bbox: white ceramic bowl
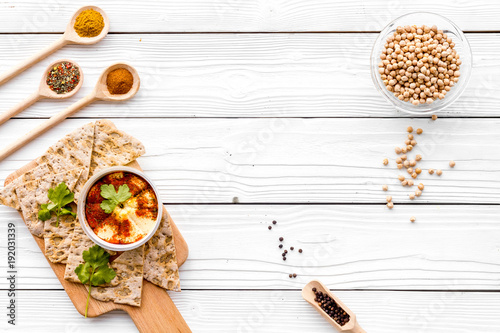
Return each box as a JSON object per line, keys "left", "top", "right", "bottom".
{"left": 77, "top": 166, "right": 163, "bottom": 252}
{"left": 370, "top": 12, "right": 472, "bottom": 115}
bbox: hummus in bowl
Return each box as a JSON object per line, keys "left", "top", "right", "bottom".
{"left": 78, "top": 166, "right": 163, "bottom": 251}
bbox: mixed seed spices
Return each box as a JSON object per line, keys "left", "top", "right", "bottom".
{"left": 266, "top": 220, "right": 303, "bottom": 277}
{"left": 46, "top": 62, "right": 80, "bottom": 94}
{"left": 312, "top": 288, "right": 350, "bottom": 326}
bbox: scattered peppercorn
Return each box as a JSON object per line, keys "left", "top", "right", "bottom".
{"left": 289, "top": 274, "right": 293, "bottom": 278}
{"left": 279, "top": 244, "right": 283, "bottom": 249}
{"left": 299, "top": 249, "right": 303, "bottom": 253}
{"left": 290, "top": 247, "right": 294, "bottom": 251}
{"left": 313, "top": 290, "right": 350, "bottom": 326}
{"left": 283, "top": 257, "right": 286, "bottom": 261}
{"left": 272, "top": 220, "right": 277, "bottom": 225}
{"left": 279, "top": 237, "right": 284, "bottom": 242}
{"left": 284, "top": 250, "right": 288, "bottom": 254}
{"left": 293, "top": 273, "right": 297, "bottom": 278}
{"left": 268, "top": 226, "right": 272, "bottom": 230}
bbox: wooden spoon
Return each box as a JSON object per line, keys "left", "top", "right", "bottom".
{"left": 302, "top": 280, "right": 366, "bottom": 333}
{"left": 0, "top": 63, "right": 139, "bottom": 162}
{"left": 0, "top": 5, "right": 109, "bottom": 86}
{"left": 0, "top": 59, "right": 83, "bottom": 126}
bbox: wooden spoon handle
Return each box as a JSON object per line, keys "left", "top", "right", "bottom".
{"left": 348, "top": 322, "right": 366, "bottom": 333}
{"left": 0, "top": 36, "right": 69, "bottom": 86}
{"left": 0, "top": 92, "right": 96, "bottom": 162}
{"left": 0, "top": 91, "right": 42, "bottom": 126}
{"left": 125, "top": 281, "right": 191, "bottom": 333}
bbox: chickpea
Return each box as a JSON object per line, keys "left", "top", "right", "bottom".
{"left": 404, "top": 160, "right": 410, "bottom": 167}
{"left": 409, "top": 193, "right": 415, "bottom": 200}
{"left": 383, "top": 158, "right": 389, "bottom": 165}
{"left": 401, "top": 154, "right": 407, "bottom": 161}
{"left": 405, "top": 139, "right": 411, "bottom": 145}
{"left": 415, "top": 190, "right": 422, "bottom": 197}
{"left": 436, "top": 169, "right": 443, "bottom": 176}
{"left": 387, "top": 202, "right": 394, "bottom": 209}
{"left": 398, "top": 175, "right": 405, "bottom": 181}
{"left": 395, "top": 147, "right": 402, "bottom": 154}
{"left": 386, "top": 196, "right": 393, "bottom": 202}
{"left": 407, "top": 145, "right": 413, "bottom": 151}
{"left": 402, "top": 179, "right": 408, "bottom": 186}
{"left": 407, "top": 126, "right": 413, "bottom": 133}
{"left": 396, "top": 157, "right": 402, "bottom": 164}
{"left": 383, "top": 185, "right": 389, "bottom": 191}
{"left": 408, "top": 179, "right": 414, "bottom": 186}
{"left": 415, "top": 154, "right": 422, "bottom": 161}
{"left": 397, "top": 163, "right": 403, "bottom": 169}
{"left": 408, "top": 134, "right": 414, "bottom": 140}
{"left": 410, "top": 216, "right": 416, "bottom": 223}
{"left": 402, "top": 147, "right": 408, "bottom": 153}
{"left": 415, "top": 168, "right": 422, "bottom": 174}
{"left": 407, "top": 167, "right": 413, "bottom": 174}
{"left": 449, "top": 160, "right": 455, "bottom": 167}
{"left": 411, "top": 140, "right": 417, "bottom": 146}
{"left": 428, "top": 168, "right": 434, "bottom": 174}
{"left": 432, "top": 114, "right": 438, "bottom": 120}
{"left": 412, "top": 172, "right": 418, "bottom": 179}
{"left": 416, "top": 128, "right": 423, "bottom": 134}
{"left": 410, "top": 160, "right": 417, "bottom": 167}
{"left": 418, "top": 183, "right": 424, "bottom": 190}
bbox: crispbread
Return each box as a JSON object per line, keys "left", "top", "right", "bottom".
{"left": 88, "top": 120, "right": 146, "bottom": 177}
{"left": 0, "top": 163, "right": 52, "bottom": 211}
{"left": 143, "top": 213, "right": 181, "bottom": 291}
{"left": 64, "top": 221, "right": 117, "bottom": 285}
{"left": 44, "top": 213, "right": 77, "bottom": 264}
{"left": 89, "top": 246, "right": 145, "bottom": 307}
{"left": 15, "top": 168, "right": 83, "bottom": 237}
{"left": 36, "top": 122, "right": 94, "bottom": 199}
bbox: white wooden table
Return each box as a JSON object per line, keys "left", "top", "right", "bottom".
{"left": 1, "top": 1, "right": 500, "bottom": 332}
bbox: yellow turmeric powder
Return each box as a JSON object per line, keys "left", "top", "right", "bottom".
{"left": 74, "top": 9, "right": 104, "bottom": 38}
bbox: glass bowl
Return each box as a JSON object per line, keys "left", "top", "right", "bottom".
{"left": 370, "top": 12, "right": 472, "bottom": 115}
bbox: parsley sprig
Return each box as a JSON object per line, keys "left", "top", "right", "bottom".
{"left": 38, "top": 182, "right": 76, "bottom": 227}
{"left": 75, "top": 245, "right": 116, "bottom": 318}
{"left": 100, "top": 184, "right": 131, "bottom": 213}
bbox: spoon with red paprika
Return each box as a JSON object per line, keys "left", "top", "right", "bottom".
{"left": 0, "top": 63, "right": 140, "bottom": 162}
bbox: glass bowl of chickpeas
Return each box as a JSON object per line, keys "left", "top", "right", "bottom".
{"left": 370, "top": 12, "right": 472, "bottom": 115}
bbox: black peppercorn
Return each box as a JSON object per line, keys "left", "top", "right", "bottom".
{"left": 268, "top": 226, "right": 272, "bottom": 230}
{"left": 293, "top": 273, "right": 297, "bottom": 278}
{"left": 312, "top": 289, "right": 350, "bottom": 326}
{"left": 272, "top": 220, "right": 277, "bottom": 225}
{"left": 284, "top": 250, "right": 288, "bottom": 254}
{"left": 279, "top": 244, "right": 283, "bottom": 249}
{"left": 279, "top": 237, "right": 284, "bottom": 242}
{"left": 290, "top": 246, "right": 294, "bottom": 250}
{"left": 289, "top": 274, "right": 292, "bottom": 278}
{"left": 298, "top": 249, "right": 303, "bottom": 253}
{"left": 282, "top": 257, "right": 286, "bottom": 261}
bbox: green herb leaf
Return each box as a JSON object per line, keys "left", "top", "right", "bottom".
{"left": 38, "top": 182, "right": 76, "bottom": 226}
{"left": 99, "top": 184, "right": 131, "bottom": 213}
{"left": 75, "top": 245, "right": 116, "bottom": 318}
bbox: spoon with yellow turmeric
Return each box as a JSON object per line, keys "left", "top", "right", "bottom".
{"left": 0, "top": 6, "right": 109, "bottom": 86}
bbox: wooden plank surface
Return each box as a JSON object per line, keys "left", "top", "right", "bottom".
{"left": 0, "top": 34, "right": 499, "bottom": 118}
{"left": 0, "top": 118, "right": 498, "bottom": 204}
{"left": 2, "top": 204, "right": 500, "bottom": 290}
{"left": 1, "top": 1, "right": 500, "bottom": 32}
{"left": 8, "top": 290, "right": 500, "bottom": 332}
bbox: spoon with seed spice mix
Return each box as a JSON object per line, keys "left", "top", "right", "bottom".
{"left": 302, "top": 280, "right": 366, "bottom": 333}
{"left": 0, "top": 63, "right": 139, "bottom": 163}
{"left": 0, "top": 6, "right": 109, "bottom": 86}
{"left": 0, "top": 59, "right": 83, "bottom": 126}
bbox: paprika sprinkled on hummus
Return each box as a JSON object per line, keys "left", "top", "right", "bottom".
{"left": 85, "top": 171, "right": 158, "bottom": 244}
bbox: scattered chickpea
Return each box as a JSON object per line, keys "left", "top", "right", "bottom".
{"left": 407, "top": 167, "right": 413, "bottom": 174}
{"left": 402, "top": 179, "right": 408, "bottom": 186}
{"left": 408, "top": 180, "right": 414, "bottom": 186}
{"left": 418, "top": 183, "right": 424, "bottom": 190}
{"left": 405, "top": 139, "right": 411, "bottom": 145}
{"left": 386, "top": 196, "right": 392, "bottom": 202}
{"left": 407, "top": 126, "right": 413, "bottom": 133}
{"left": 415, "top": 168, "right": 422, "bottom": 174}
{"left": 428, "top": 168, "right": 435, "bottom": 175}
{"left": 396, "top": 157, "right": 402, "bottom": 164}
{"left": 410, "top": 160, "right": 417, "bottom": 167}
{"left": 410, "top": 216, "right": 416, "bottom": 223}
{"left": 436, "top": 169, "right": 443, "bottom": 176}
{"left": 383, "top": 185, "right": 388, "bottom": 191}
{"left": 407, "top": 145, "right": 413, "bottom": 151}
{"left": 449, "top": 160, "right": 455, "bottom": 167}
{"left": 383, "top": 158, "right": 389, "bottom": 165}
{"left": 408, "top": 134, "right": 414, "bottom": 140}
{"left": 409, "top": 193, "right": 415, "bottom": 200}
{"left": 432, "top": 114, "right": 438, "bottom": 121}
{"left": 401, "top": 154, "right": 407, "bottom": 161}
{"left": 416, "top": 128, "right": 423, "bottom": 135}
{"left": 387, "top": 202, "right": 394, "bottom": 209}
{"left": 397, "top": 163, "right": 403, "bottom": 169}
{"left": 415, "top": 190, "right": 422, "bottom": 197}
{"left": 411, "top": 140, "right": 417, "bottom": 146}
{"left": 415, "top": 154, "right": 422, "bottom": 161}
{"left": 395, "top": 147, "right": 402, "bottom": 154}
{"left": 402, "top": 147, "right": 408, "bottom": 153}
{"left": 412, "top": 172, "right": 418, "bottom": 179}
{"left": 404, "top": 160, "right": 410, "bottom": 167}
{"left": 398, "top": 175, "right": 405, "bottom": 182}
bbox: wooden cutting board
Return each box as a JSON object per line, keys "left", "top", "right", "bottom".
{"left": 5, "top": 159, "right": 191, "bottom": 333}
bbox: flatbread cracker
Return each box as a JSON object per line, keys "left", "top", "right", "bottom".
{"left": 44, "top": 213, "right": 77, "bottom": 264}
{"left": 89, "top": 120, "right": 146, "bottom": 177}
{"left": 64, "top": 221, "right": 117, "bottom": 284}
{"left": 0, "top": 163, "right": 52, "bottom": 211}
{"left": 15, "top": 168, "right": 83, "bottom": 237}
{"left": 36, "top": 122, "right": 94, "bottom": 199}
{"left": 89, "top": 246, "right": 145, "bottom": 307}
{"left": 143, "top": 212, "right": 181, "bottom": 291}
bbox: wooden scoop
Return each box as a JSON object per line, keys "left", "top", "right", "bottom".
{"left": 0, "top": 63, "right": 139, "bottom": 162}
{"left": 0, "top": 59, "right": 83, "bottom": 126}
{"left": 302, "top": 280, "right": 366, "bottom": 333}
{"left": 0, "top": 5, "right": 109, "bottom": 86}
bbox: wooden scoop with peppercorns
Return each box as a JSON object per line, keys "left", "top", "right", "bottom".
{"left": 302, "top": 280, "right": 366, "bottom": 333}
